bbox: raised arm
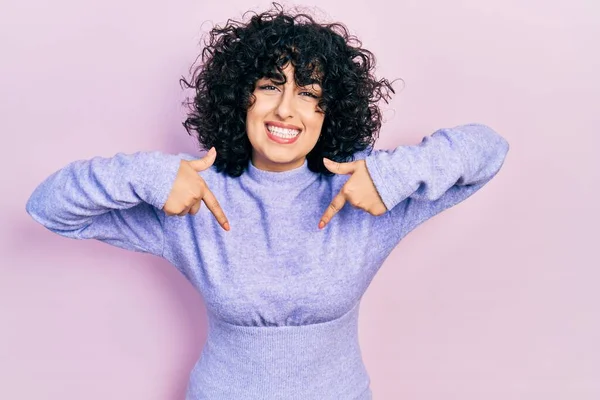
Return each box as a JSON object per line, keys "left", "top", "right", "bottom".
{"left": 365, "top": 123, "right": 509, "bottom": 241}
{"left": 25, "top": 151, "right": 182, "bottom": 256}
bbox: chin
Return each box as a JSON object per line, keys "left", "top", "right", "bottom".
{"left": 265, "top": 155, "right": 302, "bottom": 167}
{"left": 253, "top": 147, "right": 306, "bottom": 170}
{"left": 262, "top": 146, "right": 300, "bottom": 162}
{"left": 267, "top": 153, "right": 298, "bottom": 163}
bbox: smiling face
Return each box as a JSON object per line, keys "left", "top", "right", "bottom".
{"left": 246, "top": 63, "right": 325, "bottom": 172}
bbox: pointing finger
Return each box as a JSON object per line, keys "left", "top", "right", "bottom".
{"left": 202, "top": 187, "right": 230, "bottom": 231}
{"left": 319, "top": 191, "right": 346, "bottom": 229}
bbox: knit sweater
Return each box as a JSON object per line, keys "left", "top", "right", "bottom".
{"left": 26, "top": 123, "right": 509, "bottom": 399}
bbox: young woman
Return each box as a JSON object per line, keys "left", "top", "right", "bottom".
{"left": 26, "top": 5, "right": 509, "bottom": 399}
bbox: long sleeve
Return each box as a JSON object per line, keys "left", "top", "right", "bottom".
{"left": 25, "top": 151, "right": 182, "bottom": 256}
{"left": 365, "top": 123, "right": 509, "bottom": 241}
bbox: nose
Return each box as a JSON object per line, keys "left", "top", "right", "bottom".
{"left": 275, "top": 88, "right": 294, "bottom": 120}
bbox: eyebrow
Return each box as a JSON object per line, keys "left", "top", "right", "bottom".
{"left": 259, "top": 77, "right": 322, "bottom": 90}
{"left": 302, "top": 79, "right": 322, "bottom": 88}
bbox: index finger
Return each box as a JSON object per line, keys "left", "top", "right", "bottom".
{"left": 319, "top": 191, "right": 346, "bottom": 229}
{"left": 202, "top": 188, "right": 230, "bottom": 231}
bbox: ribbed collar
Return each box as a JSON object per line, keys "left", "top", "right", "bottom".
{"left": 245, "top": 159, "right": 318, "bottom": 188}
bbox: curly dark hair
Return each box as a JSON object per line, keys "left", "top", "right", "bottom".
{"left": 181, "top": 3, "right": 396, "bottom": 177}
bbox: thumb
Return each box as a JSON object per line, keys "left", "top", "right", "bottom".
{"left": 323, "top": 158, "right": 357, "bottom": 175}
{"left": 189, "top": 147, "right": 217, "bottom": 172}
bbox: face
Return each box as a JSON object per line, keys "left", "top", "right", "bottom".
{"left": 246, "top": 63, "right": 325, "bottom": 172}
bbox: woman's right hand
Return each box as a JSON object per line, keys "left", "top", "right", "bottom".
{"left": 163, "top": 147, "right": 230, "bottom": 231}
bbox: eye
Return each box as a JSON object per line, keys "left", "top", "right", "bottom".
{"left": 300, "top": 91, "right": 320, "bottom": 99}
{"left": 258, "top": 84, "right": 279, "bottom": 91}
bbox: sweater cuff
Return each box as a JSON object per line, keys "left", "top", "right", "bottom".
{"left": 128, "top": 151, "right": 182, "bottom": 210}
{"left": 365, "top": 150, "right": 416, "bottom": 211}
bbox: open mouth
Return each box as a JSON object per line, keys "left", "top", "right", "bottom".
{"left": 265, "top": 123, "right": 301, "bottom": 144}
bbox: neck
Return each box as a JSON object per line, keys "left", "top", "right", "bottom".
{"left": 245, "top": 157, "right": 316, "bottom": 188}
{"left": 250, "top": 155, "right": 306, "bottom": 172}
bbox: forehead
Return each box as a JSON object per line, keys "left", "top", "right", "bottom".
{"left": 263, "top": 62, "right": 323, "bottom": 86}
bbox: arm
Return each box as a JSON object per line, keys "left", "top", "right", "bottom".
{"left": 365, "top": 123, "right": 509, "bottom": 240}
{"left": 25, "top": 151, "right": 182, "bottom": 256}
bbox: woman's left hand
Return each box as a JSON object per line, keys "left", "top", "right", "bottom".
{"left": 319, "top": 158, "right": 388, "bottom": 229}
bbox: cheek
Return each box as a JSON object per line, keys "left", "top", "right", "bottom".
{"left": 246, "top": 95, "right": 268, "bottom": 123}
{"left": 305, "top": 112, "right": 325, "bottom": 136}
{"left": 246, "top": 109, "right": 267, "bottom": 137}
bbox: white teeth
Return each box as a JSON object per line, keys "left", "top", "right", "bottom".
{"left": 267, "top": 125, "right": 300, "bottom": 138}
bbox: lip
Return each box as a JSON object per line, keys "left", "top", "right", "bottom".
{"left": 264, "top": 124, "right": 301, "bottom": 145}
{"left": 265, "top": 121, "right": 302, "bottom": 131}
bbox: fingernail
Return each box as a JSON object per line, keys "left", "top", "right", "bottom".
{"left": 318, "top": 221, "right": 325, "bottom": 229}
{"left": 224, "top": 222, "right": 230, "bottom": 231}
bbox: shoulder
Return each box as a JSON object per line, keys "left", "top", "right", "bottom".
{"left": 174, "top": 151, "right": 226, "bottom": 184}
{"left": 351, "top": 148, "right": 374, "bottom": 161}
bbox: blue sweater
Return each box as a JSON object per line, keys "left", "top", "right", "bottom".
{"left": 26, "top": 123, "right": 509, "bottom": 399}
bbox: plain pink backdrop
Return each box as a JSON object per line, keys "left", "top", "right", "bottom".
{"left": 2, "top": 0, "right": 598, "bottom": 399}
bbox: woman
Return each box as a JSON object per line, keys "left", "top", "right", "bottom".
{"left": 26, "top": 5, "right": 509, "bottom": 400}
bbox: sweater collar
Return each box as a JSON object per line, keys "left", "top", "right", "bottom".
{"left": 245, "top": 158, "right": 317, "bottom": 187}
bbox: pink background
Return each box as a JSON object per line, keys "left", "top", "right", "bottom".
{"left": 2, "top": 0, "right": 599, "bottom": 399}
